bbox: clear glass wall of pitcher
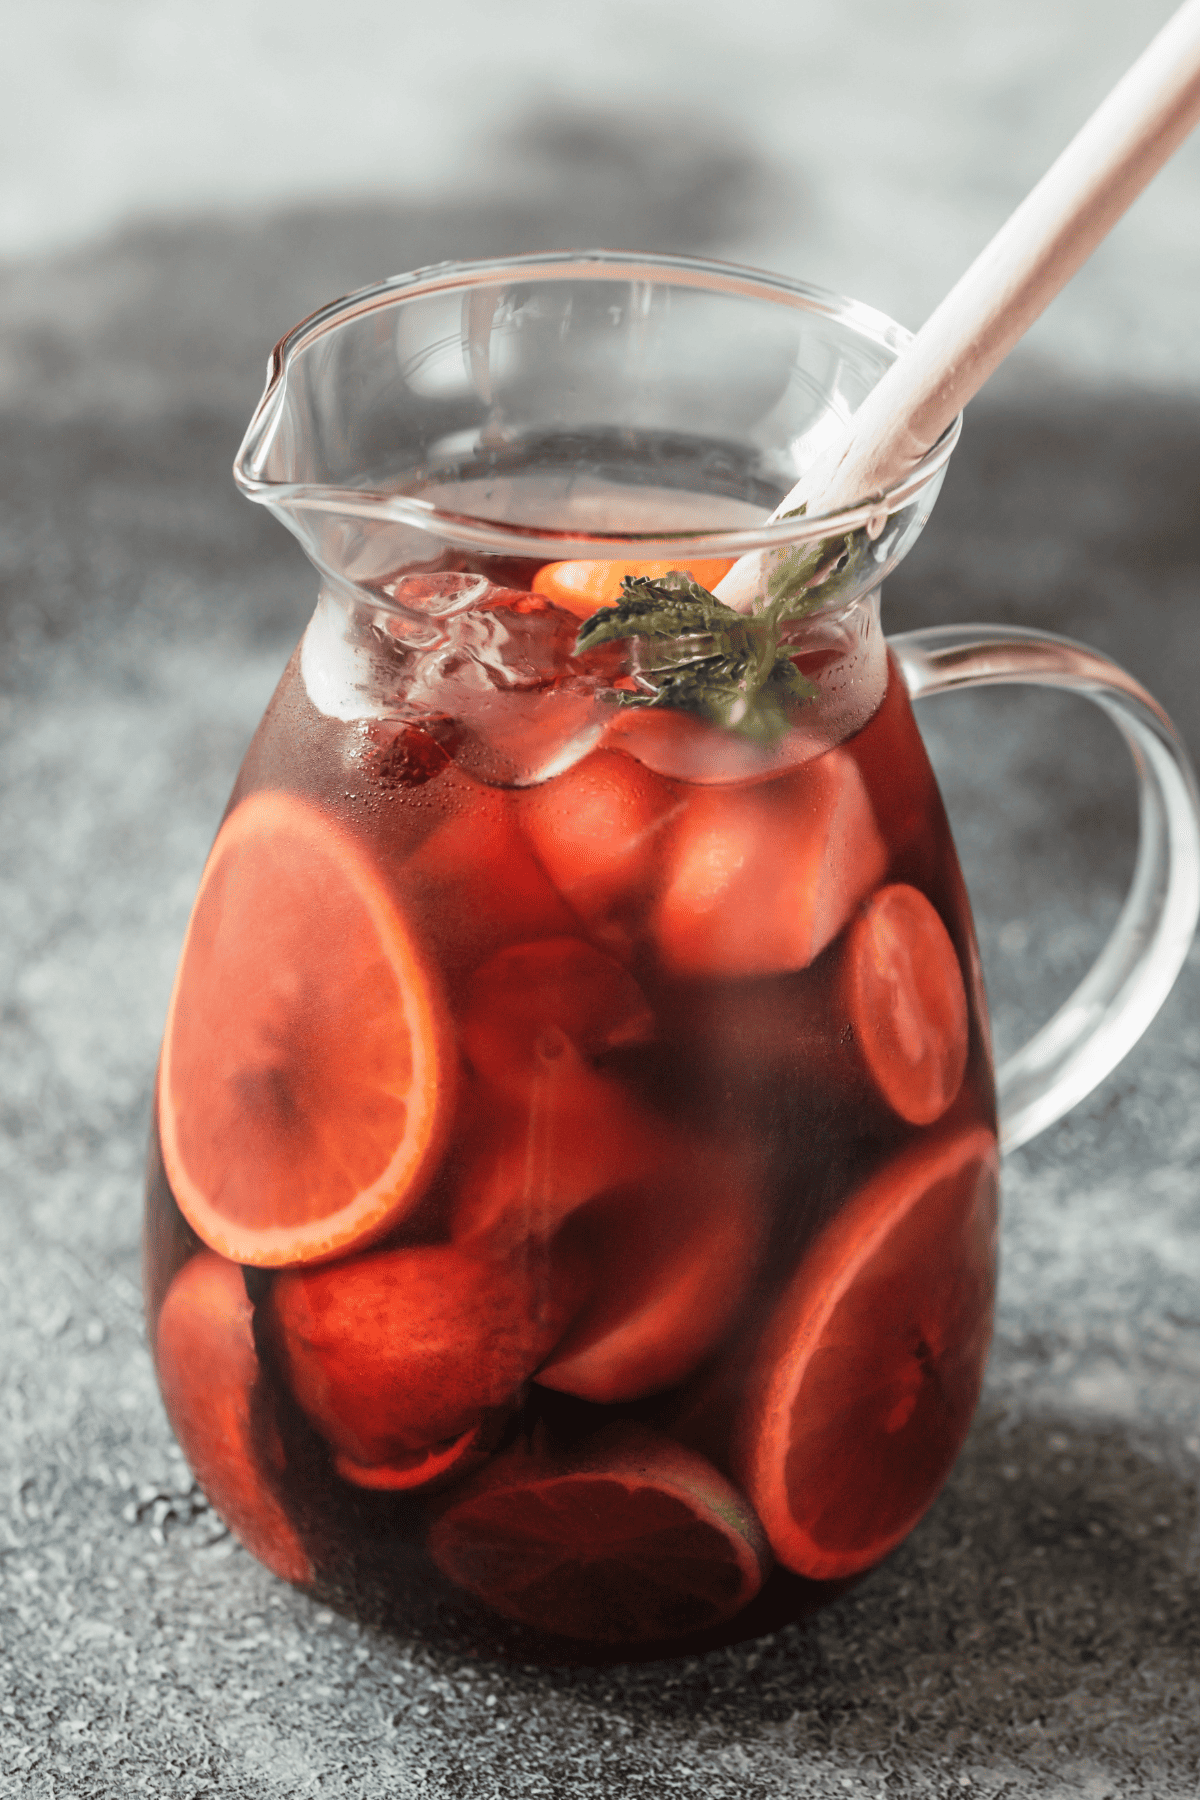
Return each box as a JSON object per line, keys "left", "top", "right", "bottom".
{"left": 143, "top": 254, "right": 1200, "bottom": 1659}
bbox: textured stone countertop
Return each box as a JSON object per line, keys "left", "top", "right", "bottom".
{"left": 3, "top": 120, "right": 1200, "bottom": 1798}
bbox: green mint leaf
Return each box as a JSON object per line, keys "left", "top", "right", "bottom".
{"left": 621, "top": 650, "right": 819, "bottom": 747}
{"left": 570, "top": 546, "right": 861, "bottom": 747}
{"left": 764, "top": 539, "right": 833, "bottom": 612}
{"left": 768, "top": 655, "right": 821, "bottom": 705}
{"left": 573, "top": 571, "right": 737, "bottom": 655}
{"left": 765, "top": 528, "right": 871, "bottom": 621}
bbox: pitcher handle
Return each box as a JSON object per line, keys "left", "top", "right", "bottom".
{"left": 890, "top": 624, "right": 1200, "bottom": 1153}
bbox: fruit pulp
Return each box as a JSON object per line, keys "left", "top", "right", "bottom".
{"left": 145, "top": 563, "right": 999, "bottom": 1659}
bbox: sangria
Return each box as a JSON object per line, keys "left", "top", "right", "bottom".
{"left": 144, "top": 253, "right": 1196, "bottom": 1659}
{"left": 145, "top": 533, "right": 998, "bottom": 1653}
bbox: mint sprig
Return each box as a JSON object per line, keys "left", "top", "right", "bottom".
{"left": 573, "top": 524, "right": 869, "bottom": 746}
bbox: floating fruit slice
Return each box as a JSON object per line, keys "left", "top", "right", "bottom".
{"left": 402, "top": 777, "right": 577, "bottom": 986}
{"left": 518, "top": 748, "right": 684, "bottom": 941}
{"left": 843, "top": 884, "right": 969, "bottom": 1126}
{"left": 451, "top": 1048, "right": 668, "bottom": 1253}
{"left": 734, "top": 1126, "right": 999, "bottom": 1581}
{"left": 329, "top": 1424, "right": 488, "bottom": 1494}
{"left": 427, "top": 1423, "right": 769, "bottom": 1643}
{"left": 155, "top": 1253, "right": 313, "bottom": 1586}
{"left": 537, "top": 1136, "right": 767, "bottom": 1403}
{"left": 653, "top": 749, "right": 888, "bottom": 976}
{"left": 461, "top": 938, "right": 654, "bottom": 1094}
{"left": 263, "top": 1242, "right": 590, "bottom": 1474}
{"left": 158, "top": 791, "right": 451, "bottom": 1267}
{"left": 532, "top": 558, "right": 735, "bottom": 619}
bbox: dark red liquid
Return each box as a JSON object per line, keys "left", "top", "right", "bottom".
{"left": 144, "top": 570, "right": 998, "bottom": 1660}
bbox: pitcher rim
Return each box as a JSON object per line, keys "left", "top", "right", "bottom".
{"left": 232, "top": 249, "right": 961, "bottom": 558}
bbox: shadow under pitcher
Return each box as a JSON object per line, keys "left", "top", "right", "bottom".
{"left": 142, "top": 253, "right": 1200, "bottom": 1660}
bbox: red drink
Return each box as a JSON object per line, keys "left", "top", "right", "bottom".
{"left": 145, "top": 561, "right": 999, "bottom": 1658}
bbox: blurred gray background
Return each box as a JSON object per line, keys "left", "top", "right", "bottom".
{"left": 2, "top": 2, "right": 1199, "bottom": 1796}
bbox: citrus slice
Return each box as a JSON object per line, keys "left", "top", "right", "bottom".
{"left": 155, "top": 1252, "right": 313, "bottom": 1586}
{"left": 733, "top": 1125, "right": 999, "bottom": 1580}
{"left": 843, "top": 884, "right": 969, "bottom": 1126}
{"left": 536, "top": 1136, "right": 767, "bottom": 1403}
{"left": 532, "top": 559, "right": 735, "bottom": 619}
{"left": 427, "top": 1423, "right": 769, "bottom": 1642}
{"left": 157, "top": 791, "right": 450, "bottom": 1268}
{"left": 518, "top": 747, "right": 684, "bottom": 942}
{"left": 461, "top": 938, "right": 654, "bottom": 1094}
{"left": 652, "top": 749, "right": 888, "bottom": 976}
{"left": 263, "top": 1241, "right": 590, "bottom": 1472}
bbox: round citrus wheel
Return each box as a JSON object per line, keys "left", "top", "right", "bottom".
{"left": 427, "top": 1423, "right": 770, "bottom": 1643}
{"left": 843, "top": 884, "right": 969, "bottom": 1126}
{"left": 263, "top": 1241, "right": 591, "bottom": 1471}
{"left": 158, "top": 791, "right": 451, "bottom": 1267}
{"left": 531, "top": 558, "right": 735, "bottom": 619}
{"left": 734, "top": 1125, "right": 999, "bottom": 1581}
{"left": 155, "top": 1252, "right": 313, "bottom": 1586}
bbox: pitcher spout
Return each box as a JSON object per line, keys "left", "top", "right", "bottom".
{"left": 233, "top": 250, "right": 956, "bottom": 618}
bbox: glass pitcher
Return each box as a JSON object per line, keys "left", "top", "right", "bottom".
{"left": 143, "top": 252, "right": 1200, "bottom": 1659}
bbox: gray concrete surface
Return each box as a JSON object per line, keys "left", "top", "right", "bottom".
{"left": 3, "top": 25, "right": 1200, "bottom": 1800}
{"left": 5, "top": 0, "right": 1200, "bottom": 395}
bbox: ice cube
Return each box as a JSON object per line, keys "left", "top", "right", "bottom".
{"left": 653, "top": 749, "right": 889, "bottom": 976}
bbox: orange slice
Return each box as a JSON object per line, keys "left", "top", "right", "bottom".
{"left": 532, "top": 558, "right": 735, "bottom": 619}
{"left": 652, "top": 749, "right": 888, "bottom": 977}
{"left": 733, "top": 1125, "right": 999, "bottom": 1581}
{"left": 158, "top": 791, "right": 450, "bottom": 1267}
{"left": 842, "top": 884, "right": 969, "bottom": 1126}
{"left": 427, "top": 1423, "right": 769, "bottom": 1642}
{"left": 263, "top": 1241, "right": 590, "bottom": 1472}
{"left": 155, "top": 1252, "right": 313, "bottom": 1586}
